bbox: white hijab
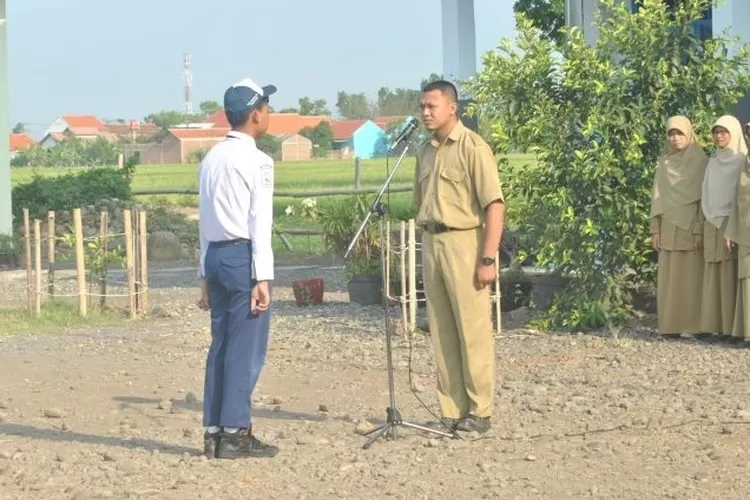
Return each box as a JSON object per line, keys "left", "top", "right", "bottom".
{"left": 701, "top": 115, "right": 748, "bottom": 228}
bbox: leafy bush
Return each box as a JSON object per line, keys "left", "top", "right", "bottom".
{"left": 467, "top": 0, "right": 750, "bottom": 329}
{"left": 12, "top": 168, "right": 133, "bottom": 227}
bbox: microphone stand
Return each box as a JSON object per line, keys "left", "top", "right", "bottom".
{"left": 344, "top": 140, "right": 459, "bottom": 449}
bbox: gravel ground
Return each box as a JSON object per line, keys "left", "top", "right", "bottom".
{"left": 2, "top": 263, "right": 750, "bottom": 499}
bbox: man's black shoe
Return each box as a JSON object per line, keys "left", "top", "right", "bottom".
{"left": 216, "top": 428, "right": 279, "bottom": 459}
{"left": 456, "top": 416, "right": 491, "bottom": 434}
{"left": 203, "top": 431, "right": 220, "bottom": 458}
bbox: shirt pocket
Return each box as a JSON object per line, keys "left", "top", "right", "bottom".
{"left": 438, "top": 165, "right": 469, "bottom": 206}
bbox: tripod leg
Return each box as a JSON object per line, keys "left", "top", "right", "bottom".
{"left": 399, "top": 420, "right": 458, "bottom": 439}
{"left": 362, "top": 423, "right": 393, "bottom": 449}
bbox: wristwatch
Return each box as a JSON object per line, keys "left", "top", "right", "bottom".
{"left": 480, "top": 256, "right": 495, "bottom": 266}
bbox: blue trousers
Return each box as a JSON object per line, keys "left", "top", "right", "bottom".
{"left": 202, "top": 241, "right": 271, "bottom": 429}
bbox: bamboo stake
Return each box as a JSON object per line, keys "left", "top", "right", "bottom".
{"left": 23, "top": 208, "right": 32, "bottom": 312}
{"left": 99, "top": 211, "right": 109, "bottom": 309}
{"left": 138, "top": 210, "right": 149, "bottom": 315}
{"left": 495, "top": 250, "right": 502, "bottom": 336}
{"left": 408, "top": 219, "right": 416, "bottom": 334}
{"left": 34, "top": 219, "right": 41, "bottom": 317}
{"left": 384, "top": 219, "right": 390, "bottom": 300}
{"left": 73, "top": 208, "right": 87, "bottom": 317}
{"left": 400, "top": 221, "right": 407, "bottom": 334}
{"left": 124, "top": 209, "right": 136, "bottom": 319}
{"left": 47, "top": 211, "right": 55, "bottom": 298}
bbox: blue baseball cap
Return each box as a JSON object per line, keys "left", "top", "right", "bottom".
{"left": 223, "top": 77, "right": 277, "bottom": 124}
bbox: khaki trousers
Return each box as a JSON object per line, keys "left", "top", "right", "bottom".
{"left": 422, "top": 228, "right": 495, "bottom": 419}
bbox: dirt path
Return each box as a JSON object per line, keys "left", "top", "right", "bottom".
{"left": 1, "top": 266, "right": 750, "bottom": 499}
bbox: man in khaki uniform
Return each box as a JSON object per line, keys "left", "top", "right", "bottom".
{"left": 413, "top": 80, "right": 506, "bottom": 434}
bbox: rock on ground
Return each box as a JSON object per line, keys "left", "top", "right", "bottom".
{"left": 0, "top": 264, "right": 750, "bottom": 499}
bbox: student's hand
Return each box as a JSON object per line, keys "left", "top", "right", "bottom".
{"left": 694, "top": 235, "right": 703, "bottom": 251}
{"left": 651, "top": 234, "right": 661, "bottom": 252}
{"left": 726, "top": 238, "right": 735, "bottom": 252}
{"left": 251, "top": 281, "right": 271, "bottom": 314}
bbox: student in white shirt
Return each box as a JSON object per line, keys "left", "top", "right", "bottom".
{"left": 197, "top": 77, "right": 278, "bottom": 460}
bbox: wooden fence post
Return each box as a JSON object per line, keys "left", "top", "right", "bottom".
{"left": 123, "top": 209, "right": 136, "bottom": 319}
{"left": 47, "top": 211, "right": 55, "bottom": 298}
{"left": 23, "top": 208, "right": 32, "bottom": 312}
{"left": 354, "top": 157, "right": 361, "bottom": 192}
{"left": 73, "top": 208, "right": 87, "bottom": 317}
{"left": 34, "top": 219, "right": 41, "bottom": 317}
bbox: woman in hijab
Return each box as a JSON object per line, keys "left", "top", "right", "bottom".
{"left": 701, "top": 115, "right": 745, "bottom": 338}
{"left": 724, "top": 118, "right": 750, "bottom": 341}
{"left": 650, "top": 116, "right": 708, "bottom": 338}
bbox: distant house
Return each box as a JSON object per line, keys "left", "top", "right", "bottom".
{"left": 9, "top": 133, "right": 35, "bottom": 159}
{"left": 39, "top": 114, "right": 118, "bottom": 148}
{"left": 278, "top": 133, "right": 313, "bottom": 161}
{"left": 104, "top": 121, "right": 160, "bottom": 142}
{"left": 330, "top": 116, "right": 403, "bottom": 159}
{"left": 140, "top": 128, "right": 230, "bottom": 165}
{"left": 206, "top": 110, "right": 330, "bottom": 136}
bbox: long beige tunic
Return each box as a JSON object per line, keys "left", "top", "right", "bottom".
{"left": 701, "top": 217, "right": 737, "bottom": 335}
{"left": 731, "top": 245, "right": 750, "bottom": 339}
{"left": 651, "top": 203, "right": 703, "bottom": 335}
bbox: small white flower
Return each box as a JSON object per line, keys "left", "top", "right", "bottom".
{"left": 284, "top": 205, "right": 294, "bottom": 216}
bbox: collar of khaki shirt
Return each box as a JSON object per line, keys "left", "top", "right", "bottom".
{"left": 428, "top": 120, "right": 465, "bottom": 148}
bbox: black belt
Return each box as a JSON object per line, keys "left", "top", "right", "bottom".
{"left": 421, "top": 223, "right": 479, "bottom": 234}
{"left": 209, "top": 238, "right": 251, "bottom": 248}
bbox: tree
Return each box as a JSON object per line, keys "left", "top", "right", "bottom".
{"left": 257, "top": 135, "right": 280, "bottom": 158}
{"left": 199, "top": 100, "right": 222, "bottom": 117}
{"left": 336, "top": 91, "right": 375, "bottom": 119}
{"left": 467, "top": 0, "right": 750, "bottom": 329}
{"left": 513, "top": 0, "right": 566, "bottom": 45}
{"left": 12, "top": 123, "right": 24, "bottom": 134}
{"left": 300, "top": 121, "right": 333, "bottom": 157}
{"left": 298, "top": 97, "right": 330, "bottom": 116}
{"left": 144, "top": 110, "right": 203, "bottom": 129}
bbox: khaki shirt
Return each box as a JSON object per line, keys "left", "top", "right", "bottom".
{"left": 413, "top": 121, "right": 504, "bottom": 228}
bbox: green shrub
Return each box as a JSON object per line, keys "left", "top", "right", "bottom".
{"left": 467, "top": 0, "right": 750, "bottom": 330}
{"left": 12, "top": 168, "right": 133, "bottom": 227}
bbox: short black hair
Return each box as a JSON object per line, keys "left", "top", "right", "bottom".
{"left": 226, "top": 97, "right": 269, "bottom": 129}
{"left": 421, "top": 79, "right": 458, "bottom": 103}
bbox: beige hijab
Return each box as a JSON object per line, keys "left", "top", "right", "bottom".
{"left": 650, "top": 116, "right": 708, "bottom": 230}
{"left": 702, "top": 115, "right": 747, "bottom": 228}
{"left": 724, "top": 120, "right": 750, "bottom": 246}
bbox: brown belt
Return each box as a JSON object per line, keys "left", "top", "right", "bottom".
{"left": 421, "top": 223, "right": 478, "bottom": 234}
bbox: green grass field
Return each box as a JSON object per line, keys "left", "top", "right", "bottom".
{"left": 10, "top": 155, "right": 534, "bottom": 258}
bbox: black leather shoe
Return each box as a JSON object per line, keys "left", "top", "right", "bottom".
{"left": 216, "top": 428, "right": 279, "bottom": 459}
{"left": 456, "top": 416, "right": 491, "bottom": 434}
{"left": 203, "top": 431, "right": 220, "bottom": 458}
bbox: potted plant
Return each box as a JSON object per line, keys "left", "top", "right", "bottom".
{"left": 319, "top": 195, "right": 383, "bottom": 306}
{"left": 292, "top": 277, "right": 324, "bottom": 306}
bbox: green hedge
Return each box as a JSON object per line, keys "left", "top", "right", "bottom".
{"left": 11, "top": 168, "right": 133, "bottom": 228}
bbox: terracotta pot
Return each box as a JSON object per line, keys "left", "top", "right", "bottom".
{"left": 292, "top": 277, "right": 324, "bottom": 307}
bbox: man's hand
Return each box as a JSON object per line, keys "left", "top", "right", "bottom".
{"left": 251, "top": 281, "right": 271, "bottom": 314}
{"left": 197, "top": 279, "right": 210, "bottom": 311}
{"left": 475, "top": 261, "right": 497, "bottom": 289}
{"left": 726, "top": 237, "right": 735, "bottom": 252}
{"left": 652, "top": 233, "right": 661, "bottom": 252}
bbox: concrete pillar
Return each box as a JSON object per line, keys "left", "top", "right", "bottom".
{"left": 441, "top": 0, "right": 478, "bottom": 131}
{"left": 0, "top": 0, "right": 11, "bottom": 237}
{"left": 714, "top": 0, "right": 750, "bottom": 123}
{"left": 565, "top": 0, "right": 602, "bottom": 45}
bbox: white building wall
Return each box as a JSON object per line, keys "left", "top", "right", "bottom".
{"left": 0, "top": 0, "right": 11, "bottom": 236}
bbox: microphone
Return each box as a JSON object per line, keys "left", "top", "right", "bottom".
{"left": 388, "top": 117, "right": 420, "bottom": 152}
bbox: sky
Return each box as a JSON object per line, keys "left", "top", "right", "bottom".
{"left": 7, "top": 0, "right": 517, "bottom": 139}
